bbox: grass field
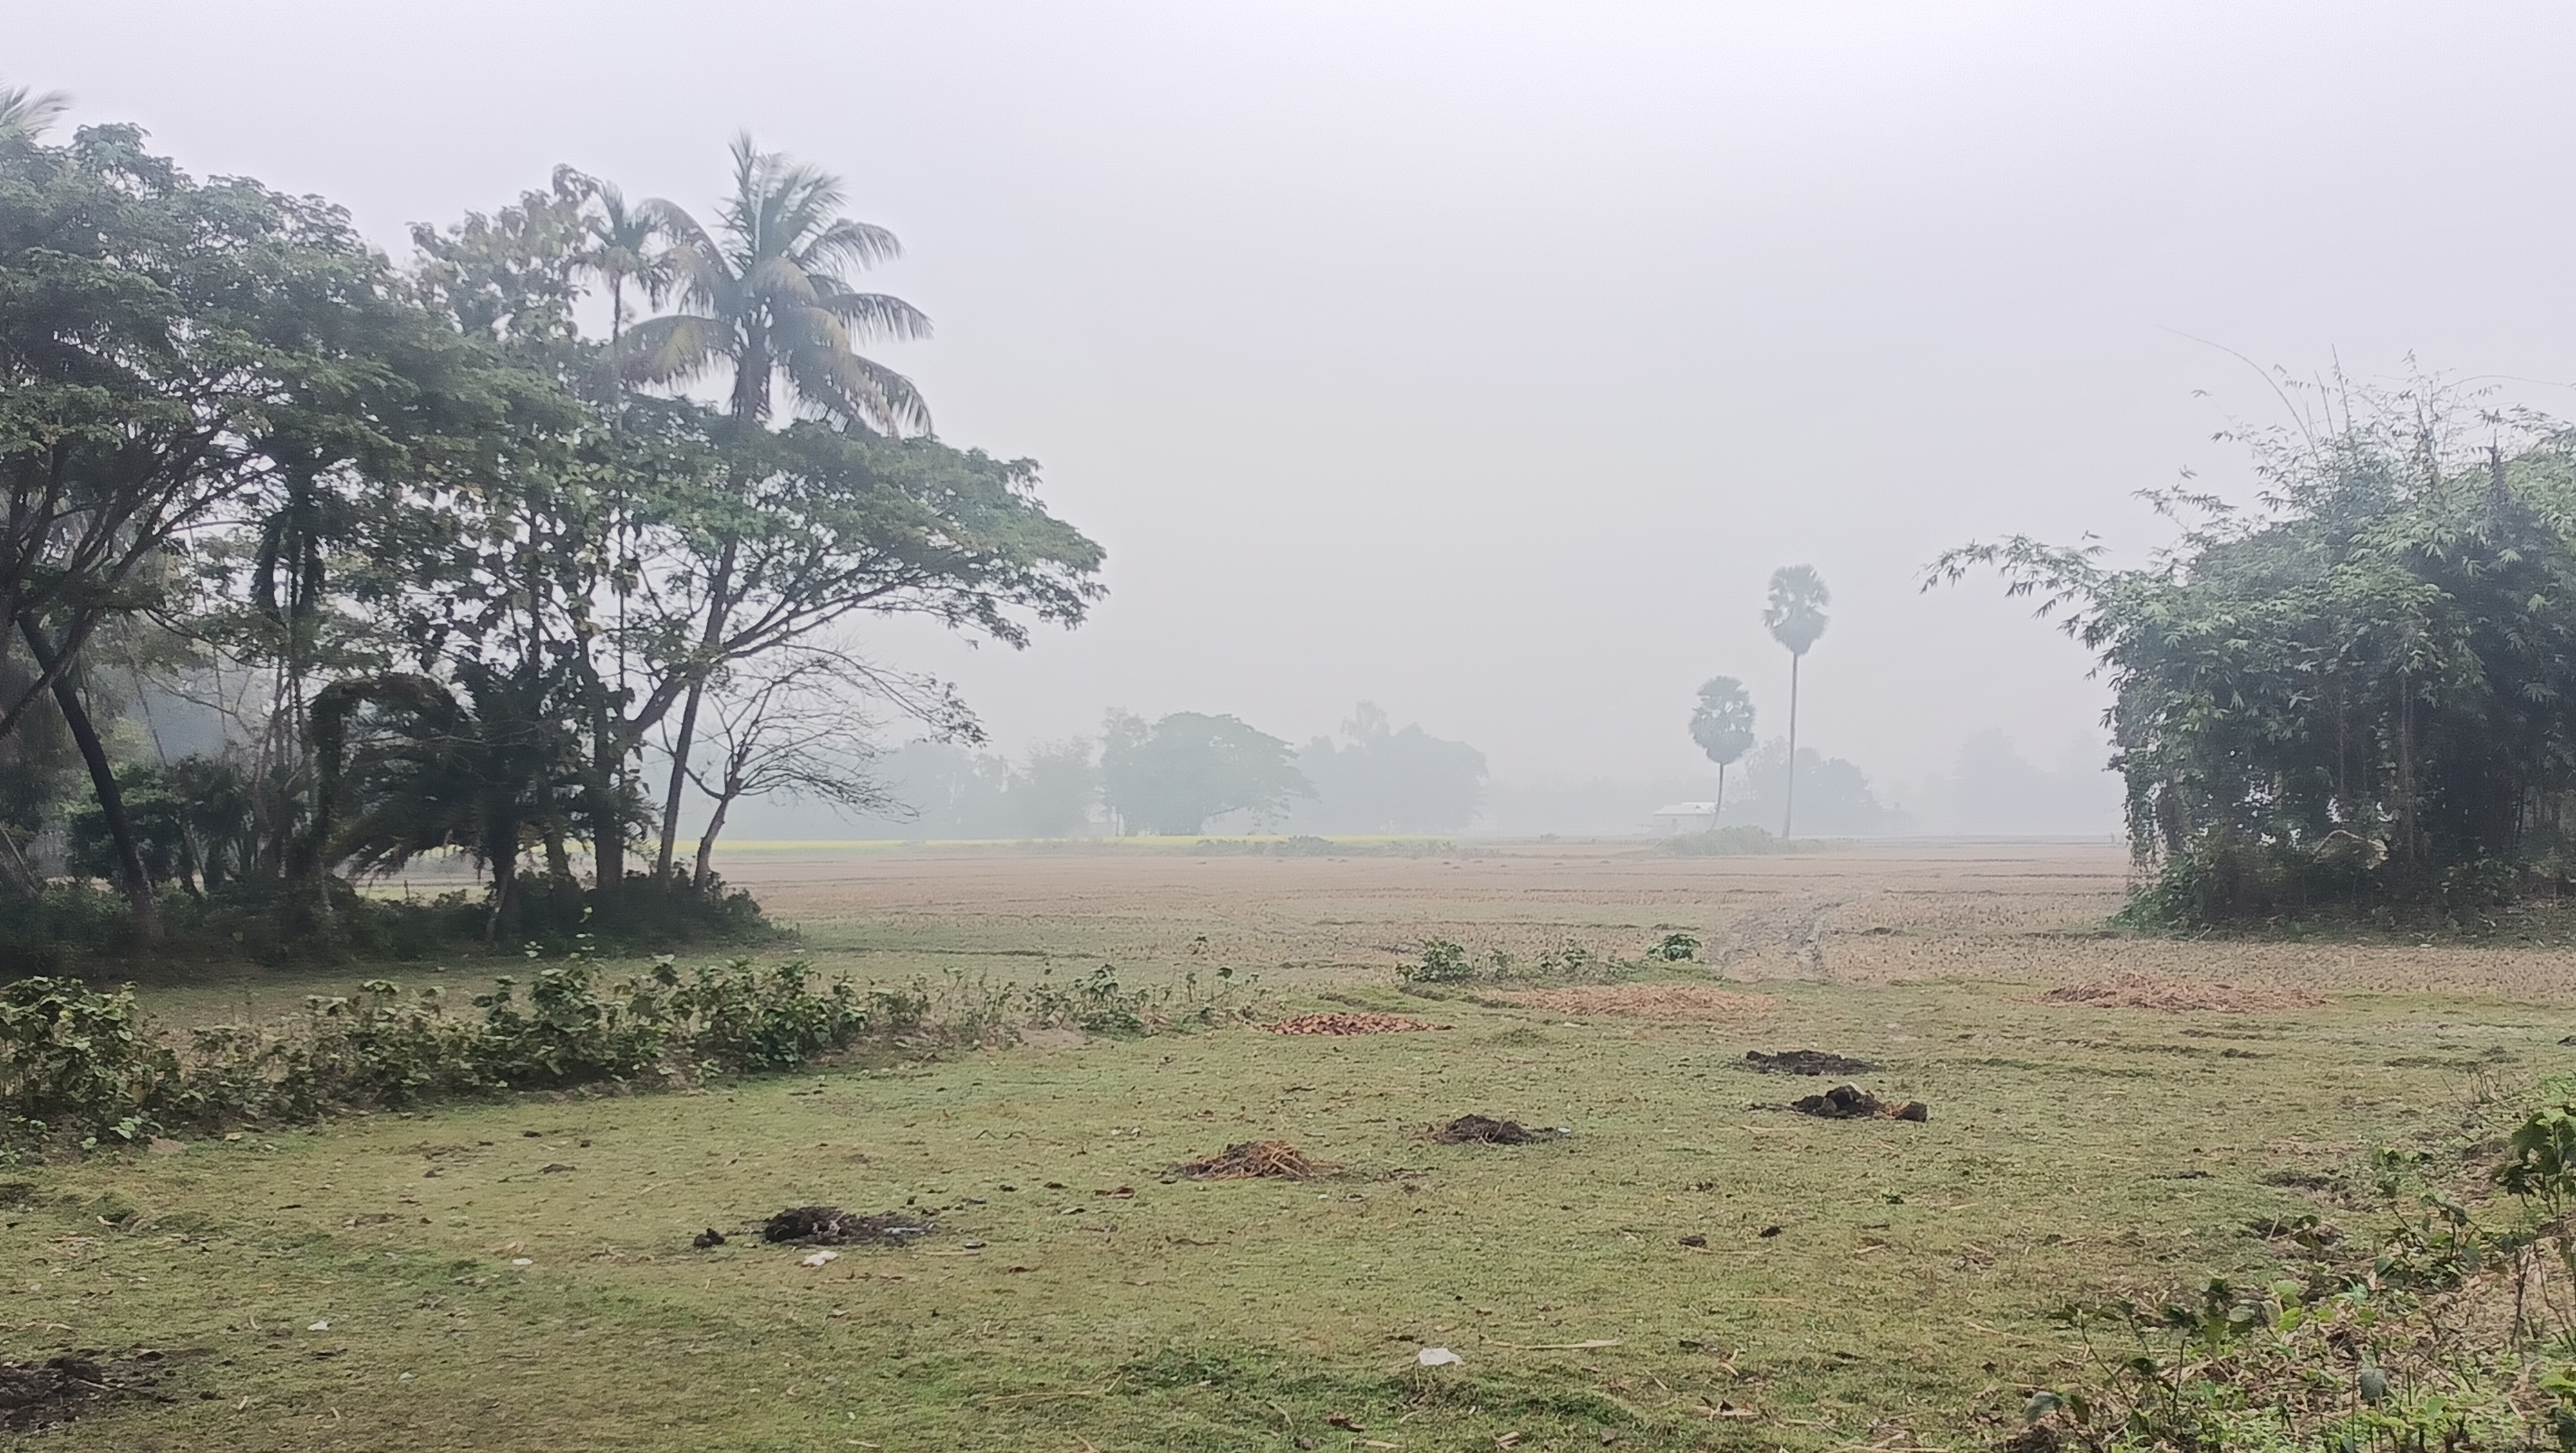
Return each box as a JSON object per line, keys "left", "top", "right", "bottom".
{"left": 8, "top": 840, "right": 2571, "bottom": 1451}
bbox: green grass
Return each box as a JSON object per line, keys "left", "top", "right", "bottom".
{"left": 4, "top": 965, "right": 2557, "bottom": 1452}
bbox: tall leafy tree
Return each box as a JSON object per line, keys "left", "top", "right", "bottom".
{"left": 1761, "top": 566, "right": 1830, "bottom": 837}
{"left": 0, "top": 120, "right": 446, "bottom": 932}
{"left": 1101, "top": 711, "right": 1312, "bottom": 835}
{"left": 618, "top": 134, "right": 933, "bottom": 880}
{"left": 1688, "top": 676, "right": 1756, "bottom": 820}
{"left": 1931, "top": 375, "right": 2576, "bottom": 921}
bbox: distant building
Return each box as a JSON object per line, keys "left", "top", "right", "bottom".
{"left": 1650, "top": 801, "right": 1718, "bottom": 835}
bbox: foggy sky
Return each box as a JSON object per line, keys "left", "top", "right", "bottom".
{"left": 20, "top": 3, "right": 2576, "bottom": 795}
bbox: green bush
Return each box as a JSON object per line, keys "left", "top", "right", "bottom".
{"left": 0, "top": 979, "right": 176, "bottom": 1146}
{"left": 668, "top": 956, "right": 871, "bottom": 1072}
{"left": 468, "top": 964, "right": 672, "bottom": 1088}
{"left": 1397, "top": 938, "right": 1474, "bottom": 983}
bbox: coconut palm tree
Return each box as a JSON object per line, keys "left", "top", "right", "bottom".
{"left": 618, "top": 134, "right": 933, "bottom": 880}
{"left": 621, "top": 133, "right": 931, "bottom": 432}
{"left": 1688, "top": 676, "right": 1756, "bottom": 826}
{"left": 577, "top": 179, "right": 676, "bottom": 357}
{"left": 0, "top": 82, "right": 69, "bottom": 142}
{"left": 1761, "top": 565, "right": 1830, "bottom": 837}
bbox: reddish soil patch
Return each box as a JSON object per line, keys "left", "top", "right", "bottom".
{"left": 1264, "top": 1012, "right": 1446, "bottom": 1035}
{"left": 1495, "top": 985, "right": 1766, "bottom": 1021}
{"left": 2038, "top": 973, "right": 2325, "bottom": 1012}
{"left": 1177, "top": 1139, "right": 1331, "bottom": 1179}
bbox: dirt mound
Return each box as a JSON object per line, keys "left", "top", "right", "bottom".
{"left": 1788, "top": 1083, "right": 1929, "bottom": 1122}
{"left": 1745, "top": 1049, "right": 1875, "bottom": 1076}
{"left": 1264, "top": 1012, "right": 1446, "bottom": 1035}
{"left": 760, "top": 1206, "right": 933, "bottom": 1246}
{"left": 0, "top": 1354, "right": 161, "bottom": 1432}
{"left": 1430, "top": 1114, "right": 1551, "bottom": 1144}
{"left": 2038, "top": 973, "right": 2326, "bottom": 1012}
{"left": 1177, "top": 1139, "right": 1331, "bottom": 1179}
{"left": 1495, "top": 985, "right": 1765, "bottom": 1021}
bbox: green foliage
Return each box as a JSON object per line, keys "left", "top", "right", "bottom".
{"left": 665, "top": 956, "right": 873, "bottom": 1072}
{"left": 468, "top": 964, "right": 671, "bottom": 1088}
{"left": 1397, "top": 938, "right": 1475, "bottom": 983}
{"left": 1937, "top": 378, "right": 2576, "bottom": 924}
{"left": 2021, "top": 1098, "right": 2576, "bottom": 1452}
{"left": 1651, "top": 931, "right": 1699, "bottom": 961}
{"left": 0, "top": 978, "right": 174, "bottom": 1145}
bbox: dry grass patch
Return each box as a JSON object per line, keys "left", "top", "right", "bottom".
{"left": 2037, "top": 972, "right": 2327, "bottom": 1012}
{"left": 1493, "top": 983, "right": 1769, "bottom": 1020}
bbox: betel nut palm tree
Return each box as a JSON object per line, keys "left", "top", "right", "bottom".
{"left": 1762, "top": 565, "right": 1830, "bottom": 837}
{"left": 1689, "top": 676, "right": 1756, "bottom": 826}
{"left": 616, "top": 134, "right": 932, "bottom": 879}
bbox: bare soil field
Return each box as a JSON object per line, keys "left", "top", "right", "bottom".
{"left": 728, "top": 837, "right": 2576, "bottom": 1003}
{"left": 9, "top": 839, "right": 2573, "bottom": 1452}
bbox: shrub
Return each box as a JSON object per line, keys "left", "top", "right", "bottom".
{"left": 0, "top": 979, "right": 175, "bottom": 1146}
{"left": 1651, "top": 931, "right": 1700, "bottom": 961}
{"left": 1654, "top": 825, "right": 1787, "bottom": 857}
{"left": 1398, "top": 938, "right": 1475, "bottom": 983}
{"left": 469, "top": 964, "right": 672, "bottom": 1088}
{"left": 669, "top": 956, "right": 871, "bottom": 1072}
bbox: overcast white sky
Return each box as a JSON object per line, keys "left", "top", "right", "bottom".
{"left": 20, "top": 3, "right": 2576, "bottom": 790}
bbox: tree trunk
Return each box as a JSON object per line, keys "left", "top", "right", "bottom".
{"left": 655, "top": 536, "right": 741, "bottom": 882}
{"left": 0, "top": 828, "right": 38, "bottom": 903}
{"left": 589, "top": 719, "right": 625, "bottom": 893}
{"left": 1781, "top": 653, "right": 1801, "bottom": 839}
{"left": 655, "top": 683, "right": 705, "bottom": 882}
{"left": 1716, "top": 761, "right": 1727, "bottom": 830}
{"left": 692, "top": 793, "right": 732, "bottom": 890}
{"left": 24, "top": 620, "right": 160, "bottom": 940}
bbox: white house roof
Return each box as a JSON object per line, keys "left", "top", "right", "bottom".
{"left": 1651, "top": 802, "right": 1718, "bottom": 815}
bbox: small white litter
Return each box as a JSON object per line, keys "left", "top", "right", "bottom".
{"left": 510, "top": 1258, "right": 533, "bottom": 1267}
{"left": 1416, "top": 1347, "right": 1462, "bottom": 1367}
{"left": 800, "top": 1249, "right": 840, "bottom": 1268}
{"left": 307, "top": 1320, "right": 330, "bottom": 1332}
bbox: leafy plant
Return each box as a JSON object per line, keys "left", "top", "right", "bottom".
{"left": 1398, "top": 938, "right": 1475, "bottom": 984}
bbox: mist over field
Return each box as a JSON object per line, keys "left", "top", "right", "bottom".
{"left": 24, "top": 2, "right": 2576, "bottom": 840}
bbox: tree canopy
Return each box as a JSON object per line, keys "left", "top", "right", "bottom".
{"left": 1932, "top": 378, "right": 2576, "bottom": 922}
{"left": 0, "top": 111, "right": 1104, "bottom": 947}
{"left": 1101, "top": 710, "right": 1312, "bottom": 836}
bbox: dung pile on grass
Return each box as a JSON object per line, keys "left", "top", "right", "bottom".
{"left": 1177, "top": 1139, "right": 1330, "bottom": 1180}
{"left": 2039, "top": 973, "right": 2325, "bottom": 1012}
{"left": 0, "top": 1354, "right": 160, "bottom": 1432}
{"left": 761, "top": 1206, "right": 933, "bottom": 1246}
{"left": 1264, "top": 1012, "right": 1446, "bottom": 1035}
{"left": 1788, "top": 1083, "right": 1929, "bottom": 1123}
{"left": 1745, "top": 1049, "right": 1875, "bottom": 1076}
{"left": 1495, "top": 985, "right": 1765, "bottom": 1021}
{"left": 1430, "top": 1114, "right": 1551, "bottom": 1144}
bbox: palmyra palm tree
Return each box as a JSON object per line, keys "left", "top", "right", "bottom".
{"left": 1761, "top": 565, "right": 1830, "bottom": 837}
{"left": 621, "top": 133, "right": 931, "bottom": 432}
{"left": 618, "top": 134, "right": 933, "bottom": 879}
{"left": 1689, "top": 676, "right": 1756, "bottom": 826}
